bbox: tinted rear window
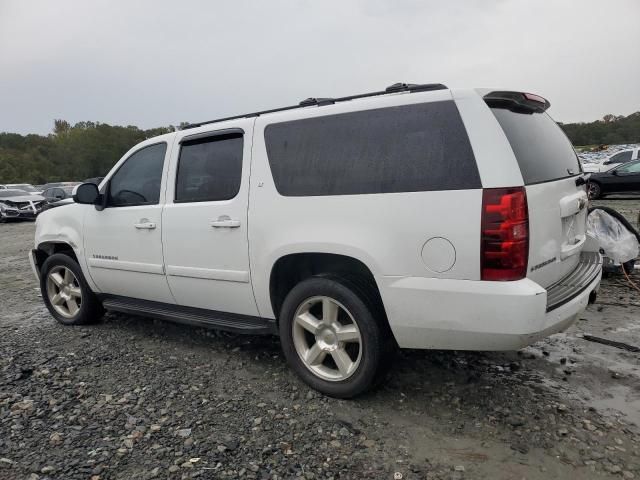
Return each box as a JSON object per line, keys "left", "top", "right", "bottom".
{"left": 490, "top": 108, "right": 580, "bottom": 184}
{"left": 264, "top": 101, "right": 479, "bottom": 196}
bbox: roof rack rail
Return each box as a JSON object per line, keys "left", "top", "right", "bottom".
{"left": 181, "top": 82, "right": 447, "bottom": 130}
{"left": 299, "top": 97, "right": 335, "bottom": 107}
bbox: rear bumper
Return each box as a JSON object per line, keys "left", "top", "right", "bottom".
{"left": 379, "top": 252, "right": 602, "bottom": 351}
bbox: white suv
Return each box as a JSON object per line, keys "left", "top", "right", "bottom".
{"left": 30, "top": 84, "right": 602, "bottom": 397}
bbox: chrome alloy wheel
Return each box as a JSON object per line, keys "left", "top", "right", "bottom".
{"left": 46, "top": 266, "right": 82, "bottom": 318}
{"left": 292, "top": 296, "right": 362, "bottom": 381}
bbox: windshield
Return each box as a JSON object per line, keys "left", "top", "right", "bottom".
{"left": 0, "top": 190, "right": 31, "bottom": 198}
{"left": 7, "top": 184, "right": 37, "bottom": 192}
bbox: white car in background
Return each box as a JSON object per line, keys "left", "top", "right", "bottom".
{"left": 582, "top": 148, "right": 640, "bottom": 173}
{"left": 3, "top": 183, "right": 43, "bottom": 195}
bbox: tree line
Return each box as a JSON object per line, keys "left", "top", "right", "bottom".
{"left": 1, "top": 111, "right": 639, "bottom": 184}
{"left": 0, "top": 120, "right": 173, "bottom": 184}
{"left": 559, "top": 111, "right": 640, "bottom": 147}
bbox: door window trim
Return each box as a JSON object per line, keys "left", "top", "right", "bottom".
{"left": 173, "top": 129, "right": 245, "bottom": 204}
{"left": 178, "top": 127, "right": 244, "bottom": 144}
{"left": 105, "top": 141, "right": 168, "bottom": 208}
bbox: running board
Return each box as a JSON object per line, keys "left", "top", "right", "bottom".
{"left": 100, "top": 295, "right": 277, "bottom": 335}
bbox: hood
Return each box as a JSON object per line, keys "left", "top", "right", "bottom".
{"left": 0, "top": 194, "right": 45, "bottom": 203}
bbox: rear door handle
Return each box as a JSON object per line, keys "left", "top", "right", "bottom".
{"left": 134, "top": 221, "right": 157, "bottom": 230}
{"left": 210, "top": 215, "right": 240, "bottom": 228}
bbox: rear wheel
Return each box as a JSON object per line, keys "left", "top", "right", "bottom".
{"left": 279, "top": 276, "right": 387, "bottom": 398}
{"left": 588, "top": 181, "right": 601, "bottom": 199}
{"left": 41, "top": 253, "right": 104, "bottom": 325}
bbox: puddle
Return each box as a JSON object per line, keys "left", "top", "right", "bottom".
{"left": 588, "top": 384, "right": 640, "bottom": 424}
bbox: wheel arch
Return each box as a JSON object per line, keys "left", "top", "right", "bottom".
{"left": 34, "top": 239, "right": 100, "bottom": 293}
{"left": 34, "top": 241, "right": 79, "bottom": 272}
{"left": 268, "top": 252, "right": 392, "bottom": 337}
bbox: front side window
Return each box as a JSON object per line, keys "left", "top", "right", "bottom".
{"left": 617, "top": 161, "right": 640, "bottom": 174}
{"left": 264, "top": 101, "right": 479, "bottom": 196}
{"left": 108, "top": 143, "right": 167, "bottom": 207}
{"left": 175, "top": 133, "right": 243, "bottom": 203}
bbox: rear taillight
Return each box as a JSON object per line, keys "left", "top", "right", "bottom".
{"left": 481, "top": 187, "right": 529, "bottom": 281}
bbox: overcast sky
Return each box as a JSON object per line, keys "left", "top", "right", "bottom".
{"left": 1, "top": 0, "right": 638, "bottom": 135}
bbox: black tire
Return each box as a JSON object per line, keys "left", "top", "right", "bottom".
{"left": 40, "top": 253, "right": 104, "bottom": 325}
{"left": 588, "top": 181, "right": 601, "bottom": 199}
{"left": 279, "top": 276, "right": 388, "bottom": 398}
{"left": 623, "top": 259, "right": 636, "bottom": 274}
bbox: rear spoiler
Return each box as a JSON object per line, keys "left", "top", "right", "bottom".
{"left": 484, "top": 91, "right": 551, "bottom": 114}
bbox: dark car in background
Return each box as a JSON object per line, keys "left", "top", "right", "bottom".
{"left": 588, "top": 160, "right": 640, "bottom": 199}
{"left": 40, "top": 181, "right": 81, "bottom": 191}
{"left": 83, "top": 177, "right": 104, "bottom": 185}
{"left": 42, "top": 185, "right": 75, "bottom": 202}
{"left": 0, "top": 189, "right": 46, "bottom": 222}
{"left": 41, "top": 185, "right": 77, "bottom": 210}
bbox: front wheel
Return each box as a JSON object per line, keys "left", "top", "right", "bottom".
{"left": 279, "top": 277, "right": 387, "bottom": 398}
{"left": 588, "top": 181, "right": 601, "bottom": 199}
{"left": 40, "top": 253, "right": 104, "bottom": 325}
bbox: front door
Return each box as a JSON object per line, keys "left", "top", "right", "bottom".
{"left": 613, "top": 161, "right": 640, "bottom": 193}
{"left": 162, "top": 122, "right": 259, "bottom": 316}
{"left": 83, "top": 141, "right": 175, "bottom": 303}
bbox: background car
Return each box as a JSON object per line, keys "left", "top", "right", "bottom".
{"left": 588, "top": 160, "right": 640, "bottom": 199}
{"left": 40, "top": 181, "right": 82, "bottom": 192}
{"left": 83, "top": 177, "right": 104, "bottom": 185}
{"left": 42, "top": 185, "right": 78, "bottom": 210}
{"left": 3, "top": 183, "right": 42, "bottom": 195}
{"left": 582, "top": 147, "right": 640, "bottom": 173}
{"left": 0, "top": 189, "right": 46, "bottom": 222}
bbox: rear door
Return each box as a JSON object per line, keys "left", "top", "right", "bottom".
{"left": 161, "top": 121, "right": 259, "bottom": 316}
{"left": 487, "top": 98, "right": 587, "bottom": 288}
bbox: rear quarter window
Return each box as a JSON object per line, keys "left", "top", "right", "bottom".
{"left": 264, "top": 101, "right": 479, "bottom": 196}
{"left": 490, "top": 108, "right": 580, "bottom": 185}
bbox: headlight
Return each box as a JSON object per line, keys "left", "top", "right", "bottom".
{"left": 0, "top": 203, "right": 18, "bottom": 212}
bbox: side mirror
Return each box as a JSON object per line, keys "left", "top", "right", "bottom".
{"left": 73, "top": 183, "right": 100, "bottom": 204}
{"left": 611, "top": 170, "right": 619, "bottom": 176}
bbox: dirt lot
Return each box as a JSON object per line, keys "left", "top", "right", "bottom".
{"left": 2, "top": 204, "right": 640, "bottom": 480}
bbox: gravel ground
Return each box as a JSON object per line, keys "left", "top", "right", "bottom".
{"left": 2, "top": 203, "right": 640, "bottom": 480}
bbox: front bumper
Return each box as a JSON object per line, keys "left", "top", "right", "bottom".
{"left": 379, "top": 252, "right": 602, "bottom": 351}
{"left": 29, "top": 249, "right": 41, "bottom": 283}
{"left": 1, "top": 208, "right": 41, "bottom": 219}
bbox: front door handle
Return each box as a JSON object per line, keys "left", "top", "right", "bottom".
{"left": 210, "top": 215, "right": 240, "bottom": 228}
{"left": 134, "top": 220, "right": 157, "bottom": 230}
